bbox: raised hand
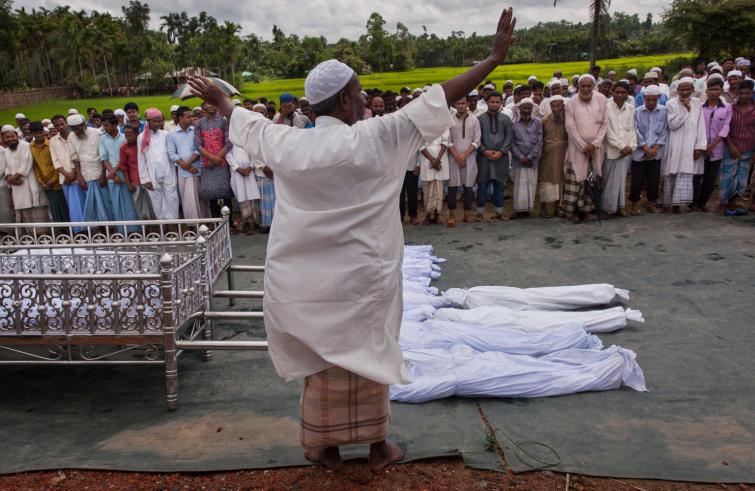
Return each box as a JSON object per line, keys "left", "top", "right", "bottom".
{"left": 490, "top": 7, "right": 517, "bottom": 64}
{"left": 187, "top": 76, "right": 235, "bottom": 117}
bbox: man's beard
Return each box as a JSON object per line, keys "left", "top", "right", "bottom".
{"left": 8, "top": 142, "right": 18, "bottom": 150}
{"left": 553, "top": 112, "right": 564, "bottom": 123}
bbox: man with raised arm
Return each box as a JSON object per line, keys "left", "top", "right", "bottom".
{"left": 187, "top": 7, "right": 517, "bottom": 473}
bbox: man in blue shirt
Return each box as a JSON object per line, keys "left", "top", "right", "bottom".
{"left": 636, "top": 72, "right": 669, "bottom": 107}
{"left": 99, "top": 113, "right": 140, "bottom": 229}
{"left": 167, "top": 106, "right": 209, "bottom": 219}
{"left": 630, "top": 86, "right": 668, "bottom": 215}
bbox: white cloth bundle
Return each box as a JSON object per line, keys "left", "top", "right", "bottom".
{"left": 402, "top": 290, "right": 448, "bottom": 309}
{"left": 441, "top": 284, "right": 630, "bottom": 311}
{"left": 390, "top": 344, "right": 647, "bottom": 403}
{"left": 399, "top": 319, "right": 603, "bottom": 355}
{"left": 433, "top": 305, "right": 644, "bottom": 334}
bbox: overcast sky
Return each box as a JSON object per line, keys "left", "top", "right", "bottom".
{"left": 35, "top": 0, "right": 669, "bottom": 41}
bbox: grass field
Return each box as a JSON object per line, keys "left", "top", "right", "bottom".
{"left": 1, "top": 53, "right": 692, "bottom": 124}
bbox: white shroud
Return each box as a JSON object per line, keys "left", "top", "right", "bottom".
{"left": 441, "top": 283, "right": 630, "bottom": 310}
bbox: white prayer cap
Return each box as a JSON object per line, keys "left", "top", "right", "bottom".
{"left": 422, "top": 85, "right": 431, "bottom": 92}
{"left": 627, "top": 68, "right": 638, "bottom": 76}
{"left": 360, "top": 90, "right": 368, "bottom": 97}
{"left": 678, "top": 76, "right": 695, "bottom": 86}
{"left": 549, "top": 95, "right": 564, "bottom": 104}
{"left": 413, "top": 88, "right": 422, "bottom": 94}
{"left": 41, "top": 118, "right": 51, "bottom": 125}
{"left": 727, "top": 70, "right": 743, "bottom": 78}
{"left": 527, "top": 75, "right": 537, "bottom": 82}
{"left": 736, "top": 59, "right": 751, "bottom": 68}
{"left": 735, "top": 57, "right": 744, "bottom": 63}
{"left": 170, "top": 104, "right": 179, "bottom": 112}
{"left": 253, "top": 103, "right": 267, "bottom": 111}
{"left": 608, "top": 70, "right": 616, "bottom": 75}
{"left": 114, "top": 109, "right": 126, "bottom": 117}
{"left": 644, "top": 85, "right": 662, "bottom": 96}
{"left": 559, "top": 78, "right": 568, "bottom": 85}
{"left": 548, "top": 79, "right": 561, "bottom": 88}
{"left": 66, "top": 114, "right": 85, "bottom": 126}
{"left": 299, "top": 97, "right": 309, "bottom": 103}
{"left": 231, "top": 99, "right": 241, "bottom": 106}
{"left": 708, "top": 73, "right": 724, "bottom": 82}
{"left": 651, "top": 66, "right": 662, "bottom": 73}
{"left": 395, "top": 96, "right": 402, "bottom": 102}
{"left": 572, "top": 74, "right": 580, "bottom": 80}
{"left": 578, "top": 74, "right": 595, "bottom": 84}
{"left": 643, "top": 71, "right": 659, "bottom": 80}
{"left": 14, "top": 113, "right": 25, "bottom": 119}
{"left": 46, "top": 123, "right": 55, "bottom": 130}
{"left": 1, "top": 124, "right": 16, "bottom": 134}
{"left": 68, "top": 108, "right": 79, "bottom": 115}
{"left": 468, "top": 89, "right": 479, "bottom": 97}
{"left": 304, "top": 59, "right": 356, "bottom": 105}
{"left": 707, "top": 61, "right": 719, "bottom": 68}
{"left": 518, "top": 97, "right": 534, "bottom": 107}
{"left": 503, "top": 80, "right": 513, "bottom": 86}
{"left": 709, "top": 65, "right": 723, "bottom": 74}
{"left": 483, "top": 83, "right": 495, "bottom": 90}
{"left": 193, "top": 106, "right": 202, "bottom": 112}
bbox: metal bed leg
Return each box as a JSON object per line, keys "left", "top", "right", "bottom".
{"left": 227, "top": 267, "right": 236, "bottom": 307}
{"left": 197, "top": 228, "right": 213, "bottom": 362}
{"left": 160, "top": 254, "right": 179, "bottom": 410}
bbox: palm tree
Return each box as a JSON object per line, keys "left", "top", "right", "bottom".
{"left": 554, "top": 0, "right": 610, "bottom": 69}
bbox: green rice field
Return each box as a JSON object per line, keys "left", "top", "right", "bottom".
{"left": 1, "top": 53, "right": 692, "bottom": 124}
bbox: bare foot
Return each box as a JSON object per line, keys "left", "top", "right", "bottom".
{"left": 368, "top": 440, "right": 404, "bottom": 472}
{"left": 305, "top": 447, "right": 344, "bottom": 472}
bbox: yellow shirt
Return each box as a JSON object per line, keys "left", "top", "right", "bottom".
{"left": 30, "top": 139, "right": 62, "bottom": 190}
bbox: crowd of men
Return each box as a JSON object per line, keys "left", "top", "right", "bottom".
{"left": 1, "top": 56, "right": 754, "bottom": 232}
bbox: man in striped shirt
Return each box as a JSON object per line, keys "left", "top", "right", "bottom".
{"left": 721, "top": 79, "right": 755, "bottom": 214}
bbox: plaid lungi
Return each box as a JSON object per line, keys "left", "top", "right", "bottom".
{"left": 562, "top": 163, "right": 592, "bottom": 214}
{"left": 663, "top": 173, "right": 694, "bottom": 207}
{"left": 300, "top": 366, "right": 390, "bottom": 450}
{"left": 422, "top": 179, "right": 444, "bottom": 214}
{"left": 255, "top": 175, "right": 275, "bottom": 227}
{"left": 511, "top": 167, "right": 537, "bottom": 212}
{"left": 719, "top": 151, "right": 753, "bottom": 203}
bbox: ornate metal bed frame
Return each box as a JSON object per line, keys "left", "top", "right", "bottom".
{"left": 0, "top": 208, "right": 267, "bottom": 409}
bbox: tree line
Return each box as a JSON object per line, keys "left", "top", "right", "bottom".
{"left": 1, "top": 0, "right": 749, "bottom": 95}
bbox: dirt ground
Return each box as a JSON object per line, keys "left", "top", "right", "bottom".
{"left": 1, "top": 458, "right": 753, "bottom": 490}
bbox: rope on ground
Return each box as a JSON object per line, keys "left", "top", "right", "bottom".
{"left": 491, "top": 425, "right": 562, "bottom": 471}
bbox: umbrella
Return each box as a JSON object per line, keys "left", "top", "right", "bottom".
{"left": 584, "top": 159, "right": 603, "bottom": 224}
{"left": 172, "top": 77, "right": 241, "bottom": 100}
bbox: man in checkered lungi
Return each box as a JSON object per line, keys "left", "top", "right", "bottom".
{"left": 190, "top": 8, "right": 518, "bottom": 474}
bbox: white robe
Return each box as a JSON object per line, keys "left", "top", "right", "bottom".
{"left": 228, "top": 84, "right": 453, "bottom": 385}
{"left": 418, "top": 130, "right": 450, "bottom": 182}
{"left": 2, "top": 141, "right": 47, "bottom": 210}
{"left": 662, "top": 97, "right": 707, "bottom": 176}
{"left": 137, "top": 130, "right": 179, "bottom": 220}
{"left": 226, "top": 145, "right": 261, "bottom": 203}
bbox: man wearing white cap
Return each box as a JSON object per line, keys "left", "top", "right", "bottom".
{"left": 188, "top": 7, "right": 517, "bottom": 473}
{"left": 724, "top": 70, "right": 743, "bottom": 104}
{"left": 564, "top": 74, "right": 608, "bottom": 222}
{"left": 636, "top": 72, "right": 668, "bottom": 107}
{"left": 164, "top": 105, "right": 180, "bottom": 132}
{"left": 662, "top": 77, "right": 707, "bottom": 212}
{"left": 539, "top": 96, "right": 568, "bottom": 217}
{"left": 510, "top": 98, "right": 543, "bottom": 217}
{"left": 0, "top": 129, "right": 12, "bottom": 229}
{"left": 49, "top": 114, "right": 87, "bottom": 226}
{"left": 539, "top": 79, "right": 562, "bottom": 118}
{"left": 466, "top": 90, "right": 485, "bottom": 117}
{"left": 68, "top": 114, "right": 114, "bottom": 222}
{"left": 1, "top": 125, "right": 49, "bottom": 231}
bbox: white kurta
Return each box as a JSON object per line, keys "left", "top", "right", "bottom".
{"left": 418, "top": 129, "right": 450, "bottom": 182}
{"left": 2, "top": 141, "right": 47, "bottom": 209}
{"left": 226, "top": 145, "right": 261, "bottom": 202}
{"left": 137, "top": 130, "right": 179, "bottom": 219}
{"left": 68, "top": 128, "right": 103, "bottom": 181}
{"left": 49, "top": 134, "right": 75, "bottom": 185}
{"left": 662, "top": 97, "right": 707, "bottom": 176}
{"left": 228, "top": 84, "right": 453, "bottom": 385}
